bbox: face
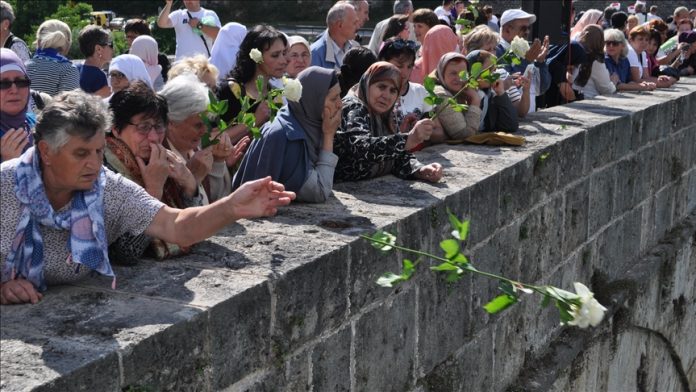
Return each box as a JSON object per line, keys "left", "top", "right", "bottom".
{"left": 398, "top": 23, "right": 410, "bottom": 40}
{"left": 629, "top": 34, "right": 648, "bottom": 52}
{"left": 40, "top": 132, "right": 105, "bottom": 192}
{"left": 443, "top": 60, "right": 467, "bottom": 93}
{"left": 455, "top": 3, "right": 465, "bottom": 15}
{"left": 647, "top": 39, "right": 659, "bottom": 56}
{"left": 114, "top": 113, "right": 166, "bottom": 159}
{"left": 356, "top": 1, "right": 370, "bottom": 28}
{"left": 367, "top": 79, "right": 399, "bottom": 114}
{"left": 627, "top": 18, "right": 638, "bottom": 31}
{"left": 0, "top": 70, "right": 30, "bottom": 116}
{"left": 183, "top": 0, "right": 201, "bottom": 11}
{"left": 258, "top": 39, "right": 288, "bottom": 79}
{"left": 287, "top": 43, "right": 310, "bottom": 78}
{"left": 323, "top": 84, "right": 342, "bottom": 119}
{"left": 413, "top": 23, "right": 430, "bottom": 43}
{"left": 604, "top": 39, "right": 624, "bottom": 57}
{"left": 109, "top": 70, "right": 129, "bottom": 93}
{"left": 167, "top": 112, "right": 206, "bottom": 153}
{"left": 339, "top": 7, "right": 360, "bottom": 40}
{"left": 125, "top": 31, "right": 139, "bottom": 48}
{"left": 506, "top": 19, "right": 531, "bottom": 40}
{"left": 387, "top": 56, "right": 415, "bottom": 90}
{"left": 96, "top": 40, "right": 114, "bottom": 64}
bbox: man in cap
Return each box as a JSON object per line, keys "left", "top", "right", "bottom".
{"left": 496, "top": 9, "right": 551, "bottom": 113}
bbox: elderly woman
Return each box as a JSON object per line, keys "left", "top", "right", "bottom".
{"left": 334, "top": 61, "right": 442, "bottom": 183}
{"left": 25, "top": 19, "right": 79, "bottom": 96}
{"left": 77, "top": 25, "right": 113, "bottom": 98}
{"left": 1, "top": 48, "right": 34, "bottom": 162}
{"left": 432, "top": 53, "right": 482, "bottom": 140}
{"left": 217, "top": 25, "right": 288, "bottom": 142}
{"left": 286, "top": 35, "right": 311, "bottom": 78}
{"left": 160, "top": 74, "right": 242, "bottom": 204}
{"left": 232, "top": 67, "right": 342, "bottom": 203}
{"left": 0, "top": 90, "right": 295, "bottom": 305}
{"left": 130, "top": 35, "right": 164, "bottom": 91}
{"left": 603, "top": 29, "right": 656, "bottom": 92}
{"left": 108, "top": 54, "right": 153, "bottom": 95}
{"left": 105, "top": 81, "right": 201, "bottom": 261}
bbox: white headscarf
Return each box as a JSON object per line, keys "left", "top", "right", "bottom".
{"left": 129, "top": 36, "right": 162, "bottom": 87}
{"left": 109, "top": 54, "right": 153, "bottom": 89}
{"left": 209, "top": 22, "right": 247, "bottom": 82}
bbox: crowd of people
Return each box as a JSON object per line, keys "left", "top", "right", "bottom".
{"left": 1, "top": 0, "right": 695, "bottom": 304}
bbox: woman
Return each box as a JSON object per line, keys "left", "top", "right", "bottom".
{"left": 572, "top": 25, "right": 616, "bottom": 99}
{"left": 160, "top": 73, "right": 243, "bottom": 204}
{"left": 25, "top": 19, "right": 79, "bottom": 96}
{"left": 233, "top": 67, "right": 342, "bottom": 202}
{"left": 0, "top": 90, "right": 295, "bottom": 305}
{"left": 130, "top": 35, "right": 164, "bottom": 91}
{"left": 626, "top": 25, "right": 674, "bottom": 87}
{"left": 338, "top": 46, "right": 377, "bottom": 98}
{"left": 209, "top": 22, "right": 247, "bottom": 83}
{"left": 77, "top": 25, "right": 113, "bottom": 98}
{"left": 1, "top": 48, "right": 34, "bottom": 162}
{"left": 570, "top": 9, "right": 603, "bottom": 40}
{"left": 217, "top": 25, "right": 287, "bottom": 143}
{"left": 285, "top": 35, "right": 311, "bottom": 78}
{"left": 603, "top": 28, "right": 655, "bottom": 92}
{"left": 108, "top": 54, "right": 153, "bottom": 95}
{"left": 381, "top": 15, "right": 411, "bottom": 43}
{"left": 334, "top": 61, "right": 442, "bottom": 183}
{"left": 432, "top": 53, "right": 482, "bottom": 140}
{"left": 105, "top": 81, "right": 200, "bottom": 261}
{"left": 410, "top": 25, "right": 460, "bottom": 84}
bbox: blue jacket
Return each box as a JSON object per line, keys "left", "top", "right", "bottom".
{"left": 310, "top": 30, "right": 337, "bottom": 70}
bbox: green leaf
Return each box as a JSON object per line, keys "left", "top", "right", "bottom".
{"left": 369, "top": 231, "right": 397, "bottom": 252}
{"left": 402, "top": 259, "right": 416, "bottom": 279}
{"left": 250, "top": 126, "right": 261, "bottom": 139}
{"left": 541, "top": 294, "right": 551, "bottom": 308}
{"left": 470, "top": 62, "right": 482, "bottom": 78}
{"left": 458, "top": 220, "right": 469, "bottom": 241}
{"left": 555, "top": 300, "right": 574, "bottom": 323}
{"left": 218, "top": 119, "right": 228, "bottom": 131}
{"left": 431, "top": 262, "right": 459, "bottom": 272}
{"left": 450, "top": 253, "right": 468, "bottom": 265}
{"left": 219, "top": 100, "right": 229, "bottom": 115}
{"left": 256, "top": 75, "right": 264, "bottom": 95}
{"left": 424, "top": 96, "right": 436, "bottom": 106}
{"left": 499, "top": 281, "right": 516, "bottom": 297}
{"left": 484, "top": 294, "right": 517, "bottom": 313}
{"left": 423, "top": 76, "right": 436, "bottom": 94}
{"left": 376, "top": 272, "right": 404, "bottom": 287}
{"left": 458, "top": 70, "right": 469, "bottom": 81}
{"left": 440, "top": 239, "right": 460, "bottom": 259}
{"left": 446, "top": 271, "right": 463, "bottom": 283}
{"left": 511, "top": 57, "right": 522, "bottom": 66}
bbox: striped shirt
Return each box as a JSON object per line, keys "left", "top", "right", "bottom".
{"left": 26, "top": 57, "right": 80, "bottom": 97}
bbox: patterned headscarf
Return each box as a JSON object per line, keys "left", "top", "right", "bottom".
{"left": 435, "top": 52, "right": 468, "bottom": 93}
{"left": 350, "top": 61, "right": 401, "bottom": 136}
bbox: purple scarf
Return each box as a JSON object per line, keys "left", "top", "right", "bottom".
{"left": 0, "top": 48, "right": 29, "bottom": 130}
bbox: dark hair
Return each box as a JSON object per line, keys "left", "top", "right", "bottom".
{"left": 382, "top": 15, "right": 410, "bottom": 42}
{"left": 576, "top": 26, "right": 605, "bottom": 87}
{"left": 412, "top": 8, "right": 439, "bottom": 28}
{"left": 229, "top": 24, "right": 287, "bottom": 83}
{"left": 648, "top": 30, "right": 662, "bottom": 56}
{"left": 377, "top": 38, "right": 417, "bottom": 64}
{"left": 109, "top": 81, "right": 168, "bottom": 132}
{"left": 604, "top": 7, "right": 617, "bottom": 26}
{"left": 78, "top": 25, "right": 110, "bottom": 58}
{"left": 611, "top": 11, "right": 628, "bottom": 30}
{"left": 124, "top": 18, "right": 151, "bottom": 36}
{"left": 338, "top": 46, "right": 376, "bottom": 97}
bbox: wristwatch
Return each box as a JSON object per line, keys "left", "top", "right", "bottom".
{"left": 196, "top": 21, "right": 203, "bottom": 30}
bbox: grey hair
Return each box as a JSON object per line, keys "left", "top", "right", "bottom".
{"left": 0, "top": 1, "right": 15, "bottom": 24}
{"left": 394, "top": 0, "right": 413, "bottom": 15}
{"left": 158, "top": 73, "right": 209, "bottom": 123}
{"left": 604, "top": 28, "right": 629, "bottom": 58}
{"left": 327, "top": 3, "right": 356, "bottom": 26}
{"left": 35, "top": 91, "right": 112, "bottom": 151}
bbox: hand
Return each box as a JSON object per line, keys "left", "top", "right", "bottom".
{"left": 1, "top": 278, "right": 42, "bottom": 305}
{"left": 187, "top": 148, "right": 214, "bottom": 184}
{"left": 321, "top": 104, "right": 342, "bottom": 138}
{"left": 610, "top": 73, "right": 620, "bottom": 85}
{"left": 525, "top": 38, "right": 542, "bottom": 63}
{"left": 166, "top": 150, "right": 197, "bottom": 197}
{"left": 639, "top": 81, "right": 656, "bottom": 91}
{"left": 188, "top": 17, "right": 200, "bottom": 28}
{"left": 558, "top": 82, "right": 576, "bottom": 101}
{"left": 405, "top": 119, "right": 434, "bottom": 150}
{"left": 136, "top": 144, "right": 170, "bottom": 199}
{"left": 415, "top": 163, "right": 444, "bottom": 183}
{"left": 536, "top": 35, "right": 550, "bottom": 63}
{"left": 254, "top": 102, "right": 271, "bottom": 127}
{"left": 211, "top": 130, "right": 233, "bottom": 162}
{"left": 228, "top": 176, "right": 296, "bottom": 219}
{"left": 516, "top": 75, "right": 531, "bottom": 92}
{"left": 493, "top": 79, "right": 506, "bottom": 96}
{"left": 165, "top": 0, "right": 173, "bottom": 6}
{"left": 0, "top": 128, "right": 29, "bottom": 162}
{"left": 398, "top": 113, "right": 419, "bottom": 134}
{"left": 225, "top": 136, "right": 251, "bottom": 167}
{"left": 463, "top": 88, "right": 481, "bottom": 106}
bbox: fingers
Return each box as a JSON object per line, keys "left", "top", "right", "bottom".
{"left": 1, "top": 279, "right": 42, "bottom": 304}
{"left": 135, "top": 155, "right": 147, "bottom": 173}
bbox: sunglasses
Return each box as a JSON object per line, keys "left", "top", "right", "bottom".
{"left": 0, "top": 78, "right": 31, "bottom": 90}
{"left": 100, "top": 41, "right": 114, "bottom": 48}
{"left": 386, "top": 39, "right": 420, "bottom": 52}
{"left": 605, "top": 41, "right": 623, "bottom": 46}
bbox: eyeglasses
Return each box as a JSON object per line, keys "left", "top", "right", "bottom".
{"left": 605, "top": 41, "right": 622, "bottom": 46}
{"left": 0, "top": 78, "right": 31, "bottom": 90}
{"left": 99, "top": 41, "right": 114, "bottom": 48}
{"left": 385, "top": 39, "right": 420, "bottom": 52}
{"left": 109, "top": 71, "right": 126, "bottom": 80}
{"left": 127, "top": 121, "right": 166, "bottom": 135}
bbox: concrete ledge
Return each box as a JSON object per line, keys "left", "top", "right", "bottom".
{"left": 2, "top": 79, "right": 695, "bottom": 391}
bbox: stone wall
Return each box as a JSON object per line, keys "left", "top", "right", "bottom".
{"left": 1, "top": 80, "right": 695, "bottom": 391}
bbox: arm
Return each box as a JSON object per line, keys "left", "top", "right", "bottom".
{"left": 489, "top": 88, "right": 519, "bottom": 132}
{"left": 592, "top": 61, "right": 617, "bottom": 95}
{"left": 144, "top": 176, "right": 295, "bottom": 247}
{"left": 296, "top": 150, "right": 338, "bottom": 203}
{"left": 157, "top": 0, "right": 174, "bottom": 28}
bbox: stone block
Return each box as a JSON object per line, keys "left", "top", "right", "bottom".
{"left": 563, "top": 179, "right": 590, "bottom": 257}
{"left": 635, "top": 143, "right": 661, "bottom": 203}
{"left": 311, "top": 325, "right": 351, "bottom": 392}
{"left": 586, "top": 122, "right": 614, "bottom": 170}
{"left": 209, "top": 283, "right": 272, "bottom": 389}
{"left": 353, "top": 289, "right": 416, "bottom": 392}
{"left": 612, "top": 114, "right": 634, "bottom": 161}
{"left": 498, "top": 157, "right": 534, "bottom": 227}
{"left": 557, "top": 130, "right": 587, "bottom": 188}
{"left": 653, "top": 185, "right": 675, "bottom": 243}
{"left": 621, "top": 206, "right": 644, "bottom": 268}
{"left": 687, "top": 170, "right": 696, "bottom": 214}
{"left": 283, "top": 347, "right": 310, "bottom": 392}
{"left": 348, "top": 233, "right": 403, "bottom": 314}
{"left": 468, "top": 173, "right": 501, "bottom": 244}
{"left": 615, "top": 156, "right": 639, "bottom": 215}
{"left": 641, "top": 101, "right": 667, "bottom": 143}
{"left": 220, "top": 368, "right": 284, "bottom": 392}
{"left": 518, "top": 195, "right": 564, "bottom": 284}
{"left": 596, "top": 220, "right": 624, "bottom": 278}
{"left": 491, "top": 310, "right": 527, "bottom": 391}
{"left": 671, "top": 95, "right": 693, "bottom": 133}
{"left": 589, "top": 165, "right": 615, "bottom": 234}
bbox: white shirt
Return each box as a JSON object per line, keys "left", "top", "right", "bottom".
{"left": 572, "top": 60, "right": 616, "bottom": 99}
{"left": 626, "top": 44, "right": 648, "bottom": 79}
{"left": 168, "top": 7, "right": 221, "bottom": 60}
{"left": 397, "top": 82, "right": 433, "bottom": 119}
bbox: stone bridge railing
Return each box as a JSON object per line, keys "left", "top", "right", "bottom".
{"left": 2, "top": 79, "right": 695, "bottom": 392}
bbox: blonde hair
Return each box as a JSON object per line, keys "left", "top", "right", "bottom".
{"left": 604, "top": 28, "right": 629, "bottom": 58}
{"left": 462, "top": 25, "right": 500, "bottom": 52}
{"left": 35, "top": 19, "right": 72, "bottom": 54}
{"left": 168, "top": 55, "right": 219, "bottom": 88}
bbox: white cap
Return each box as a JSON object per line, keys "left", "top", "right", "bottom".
{"left": 500, "top": 9, "right": 537, "bottom": 27}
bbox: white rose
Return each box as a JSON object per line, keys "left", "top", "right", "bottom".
{"left": 510, "top": 36, "right": 530, "bottom": 58}
{"left": 249, "top": 48, "right": 263, "bottom": 64}
{"left": 469, "top": 0, "right": 479, "bottom": 3}
{"left": 567, "top": 282, "right": 607, "bottom": 328}
{"left": 282, "top": 77, "right": 303, "bottom": 102}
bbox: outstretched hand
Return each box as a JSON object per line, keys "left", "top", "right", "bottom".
{"left": 229, "top": 176, "right": 296, "bottom": 219}
{"left": 0, "top": 278, "right": 42, "bottom": 305}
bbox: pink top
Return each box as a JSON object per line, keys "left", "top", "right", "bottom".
{"left": 410, "top": 25, "right": 460, "bottom": 84}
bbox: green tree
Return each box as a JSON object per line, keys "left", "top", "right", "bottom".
{"left": 6, "top": 0, "right": 63, "bottom": 45}
{"left": 47, "top": 2, "right": 93, "bottom": 58}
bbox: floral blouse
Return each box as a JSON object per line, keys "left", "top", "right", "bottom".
{"left": 333, "top": 95, "right": 423, "bottom": 182}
